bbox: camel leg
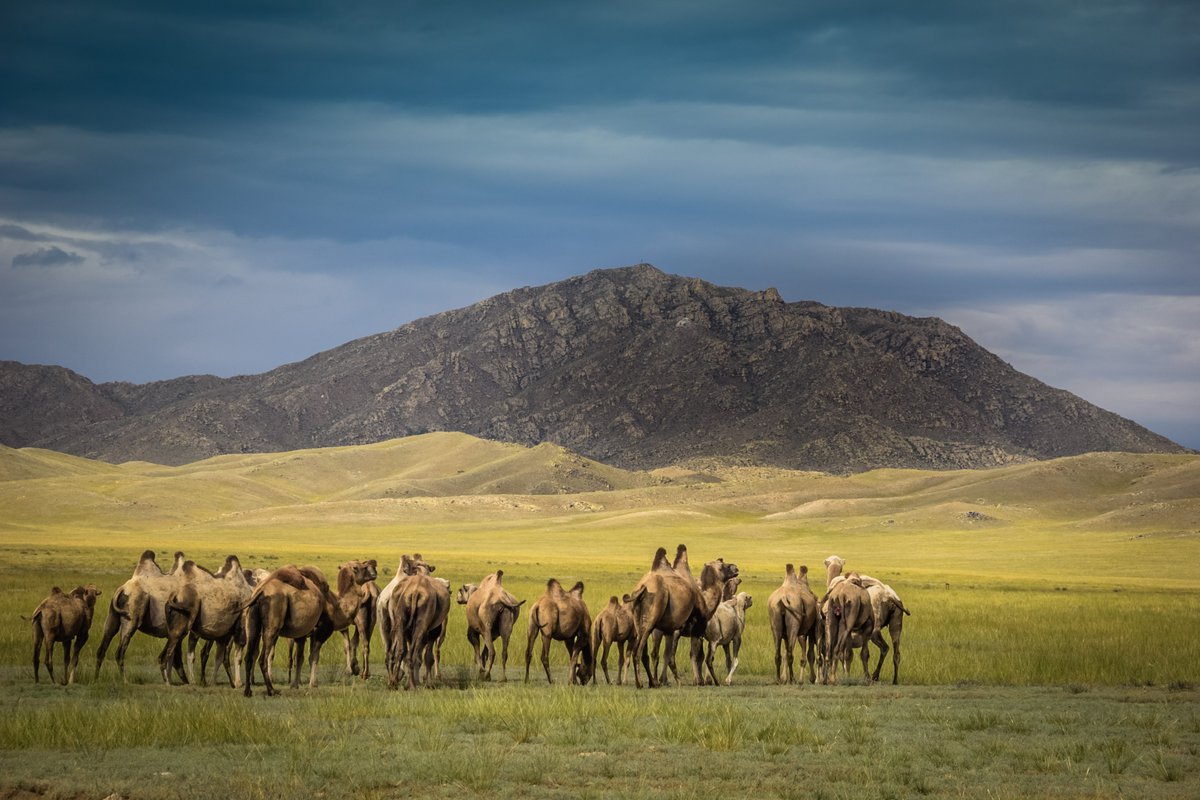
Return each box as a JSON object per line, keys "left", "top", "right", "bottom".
{"left": 308, "top": 638, "right": 323, "bottom": 688}
{"left": 360, "top": 628, "right": 371, "bottom": 681}
{"left": 498, "top": 632, "right": 510, "bottom": 682}
{"left": 69, "top": 633, "right": 86, "bottom": 684}
{"left": 467, "top": 628, "right": 483, "bottom": 676}
{"left": 537, "top": 634, "right": 553, "bottom": 684}
{"left": 870, "top": 629, "right": 889, "bottom": 683}
{"left": 32, "top": 622, "right": 44, "bottom": 684}
{"left": 600, "top": 640, "right": 612, "bottom": 684}
{"left": 890, "top": 624, "right": 902, "bottom": 685}
{"left": 43, "top": 632, "right": 57, "bottom": 684}
{"left": 726, "top": 636, "right": 741, "bottom": 686}
{"left": 59, "top": 636, "right": 70, "bottom": 685}
{"left": 93, "top": 603, "right": 123, "bottom": 679}
{"left": 703, "top": 640, "right": 719, "bottom": 686}
{"left": 481, "top": 632, "right": 497, "bottom": 681}
{"left": 290, "top": 637, "right": 306, "bottom": 689}
{"left": 860, "top": 639, "right": 872, "bottom": 683}
{"left": 342, "top": 629, "right": 356, "bottom": 676}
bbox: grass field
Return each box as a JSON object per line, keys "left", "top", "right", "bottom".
{"left": 1, "top": 435, "right": 1198, "bottom": 798}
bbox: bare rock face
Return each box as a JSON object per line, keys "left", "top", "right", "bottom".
{"left": 0, "top": 264, "right": 1186, "bottom": 471}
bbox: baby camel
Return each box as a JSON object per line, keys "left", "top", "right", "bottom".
{"left": 29, "top": 585, "right": 102, "bottom": 684}
{"left": 591, "top": 594, "right": 636, "bottom": 685}
{"left": 703, "top": 591, "right": 753, "bottom": 686}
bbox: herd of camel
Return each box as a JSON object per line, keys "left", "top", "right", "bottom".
{"left": 27, "top": 544, "right": 910, "bottom": 695}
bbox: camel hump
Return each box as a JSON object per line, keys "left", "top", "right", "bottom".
{"left": 608, "top": 595, "right": 619, "bottom": 606}
{"left": 222, "top": 555, "right": 242, "bottom": 573}
{"left": 299, "top": 566, "right": 329, "bottom": 593}
{"left": 139, "top": 549, "right": 156, "bottom": 563}
{"left": 494, "top": 569, "right": 504, "bottom": 582}
{"left": 68, "top": 586, "right": 88, "bottom": 598}
{"left": 569, "top": 581, "right": 585, "bottom": 597}
{"left": 546, "top": 578, "right": 565, "bottom": 596}
{"left": 785, "top": 563, "right": 795, "bottom": 577}
{"left": 273, "top": 565, "right": 309, "bottom": 591}
{"left": 800, "top": 565, "right": 808, "bottom": 575}
{"left": 651, "top": 547, "right": 669, "bottom": 570}
{"left": 50, "top": 586, "right": 64, "bottom": 595}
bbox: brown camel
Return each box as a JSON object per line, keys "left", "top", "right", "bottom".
{"left": 344, "top": 573, "right": 380, "bottom": 680}
{"left": 285, "top": 559, "right": 379, "bottom": 684}
{"left": 458, "top": 571, "right": 525, "bottom": 681}
{"left": 386, "top": 555, "right": 450, "bottom": 690}
{"left": 591, "top": 594, "right": 635, "bottom": 685}
{"left": 161, "top": 556, "right": 254, "bottom": 686}
{"left": 820, "top": 559, "right": 875, "bottom": 684}
{"left": 94, "top": 550, "right": 189, "bottom": 681}
{"left": 29, "top": 585, "right": 102, "bottom": 684}
{"left": 524, "top": 578, "right": 593, "bottom": 685}
{"left": 241, "top": 561, "right": 371, "bottom": 696}
{"left": 822, "top": 555, "right": 910, "bottom": 684}
{"left": 768, "top": 564, "right": 820, "bottom": 684}
{"left": 378, "top": 553, "right": 435, "bottom": 677}
{"left": 629, "top": 545, "right": 733, "bottom": 688}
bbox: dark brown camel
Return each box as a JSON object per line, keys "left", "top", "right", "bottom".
{"left": 29, "top": 585, "right": 102, "bottom": 684}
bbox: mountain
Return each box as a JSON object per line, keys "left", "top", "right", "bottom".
{"left": 0, "top": 264, "right": 1186, "bottom": 471}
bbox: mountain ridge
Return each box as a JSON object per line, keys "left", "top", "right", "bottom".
{"left": 0, "top": 264, "right": 1186, "bottom": 471}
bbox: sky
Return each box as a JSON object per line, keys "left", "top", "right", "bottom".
{"left": 1, "top": 1, "right": 1197, "bottom": 448}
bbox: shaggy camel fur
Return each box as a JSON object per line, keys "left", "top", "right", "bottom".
{"left": 458, "top": 571, "right": 525, "bottom": 681}
{"left": 822, "top": 555, "right": 910, "bottom": 684}
{"left": 29, "top": 585, "right": 101, "bottom": 684}
{"left": 94, "top": 550, "right": 189, "bottom": 681}
{"left": 703, "top": 591, "right": 752, "bottom": 686}
{"left": 386, "top": 555, "right": 450, "bottom": 690}
{"left": 162, "top": 556, "right": 254, "bottom": 686}
{"left": 768, "top": 564, "right": 820, "bottom": 684}
{"left": 591, "top": 594, "right": 635, "bottom": 685}
{"left": 241, "top": 562, "right": 371, "bottom": 696}
{"left": 629, "top": 545, "right": 732, "bottom": 688}
{"left": 524, "top": 579, "right": 593, "bottom": 685}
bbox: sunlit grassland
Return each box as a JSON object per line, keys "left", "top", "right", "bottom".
{"left": 1, "top": 438, "right": 1198, "bottom": 798}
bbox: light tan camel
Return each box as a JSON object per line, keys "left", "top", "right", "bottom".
{"left": 94, "top": 550, "right": 189, "bottom": 681}
{"left": 241, "top": 561, "right": 371, "bottom": 696}
{"left": 629, "top": 545, "right": 732, "bottom": 688}
{"left": 386, "top": 555, "right": 450, "bottom": 690}
{"left": 822, "top": 555, "right": 910, "bottom": 684}
{"left": 458, "top": 571, "right": 525, "bottom": 681}
{"left": 29, "top": 585, "right": 101, "bottom": 684}
{"left": 768, "top": 564, "right": 820, "bottom": 684}
{"left": 161, "top": 556, "right": 254, "bottom": 686}
{"left": 524, "top": 578, "right": 593, "bottom": 685}
{"left": 703, "top": 591, "right": 753, "bottom": 685}
{"left": 378, "top": 553, "right": 435, "bottom": 677}
{"left": 591, "top": 594, "right": 635, "bottom": 685}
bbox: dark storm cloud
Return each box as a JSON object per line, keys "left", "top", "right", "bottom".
{"left": 0, "top": 1, "right": 1197, "bottom": 447}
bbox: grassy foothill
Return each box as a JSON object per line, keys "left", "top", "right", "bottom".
{"left": 1, "top": 435, "right": 1197, "bottom": 798}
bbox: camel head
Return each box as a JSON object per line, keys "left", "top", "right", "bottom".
{"left": 824, "top": 555, "right": 845, "bottom": 582}
{"left": 70, "top": 584, "right": 102, "bottom": 607}
{"left": 339, "top": 560, "right": 377, "bottom": 595}
{"left": 721, "top": 574, "right": 742, "bottom": 601}
{"left": 735, "top": 592, "right": 753, "bottom": 611}
{"left": 456, "top": 584, "right": 478, "bottom": 605}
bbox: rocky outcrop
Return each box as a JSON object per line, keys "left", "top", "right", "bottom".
{"left": 0, "top": 265, "right": 1186, "bottom": 471}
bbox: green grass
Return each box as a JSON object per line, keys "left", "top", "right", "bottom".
{"left": 1, "top": 438, "right": 1198, "bottom": 797}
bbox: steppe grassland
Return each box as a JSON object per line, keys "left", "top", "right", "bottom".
{"left": 1, "top": 438, "right": 1198, "bottom": 798}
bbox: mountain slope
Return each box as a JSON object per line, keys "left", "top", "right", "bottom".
{"left": 0, "top": 264, "right": 1186, "bottom": 471}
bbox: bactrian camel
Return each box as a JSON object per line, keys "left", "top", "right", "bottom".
{"left": 591, "top": 594, "right": 635, "bottom": 685}
{"left": 820, "top": 558, "right": 875, "bottom": 684}
{"left": 378, "top": 553, "right": 436, "bottom": 678}
{"left": 768, "top": 564, "right": 820, "bottom": 684}
{"left": 629, "top": 545, "right": 734, "bottom": 688}
{"left": 162, "top": 556, "right": 254, "bottom": 687}
{"left": 286, "top": 559, "right": 379, "bottom": 685}
{"left": 457, "top": 571, "right": 525, "bottom": 681}
{"left": 386, "top": 555, "right": 450, "bottom": 690}
{"left": 29, "top": 585, "right": 102, "bottom": 684}
{"left": 703, "top": 590, "right": 752, "bottom": 686}
{"left": 525, "top": 578, "right": 593, "bottom": 685}
{"left": 823, "top": 555, "right": 910, "bottom": 684}
{"left": 94, "top": 550, "right": 189, "bottom": 682}
{"left": 241, "top": 561, "right": 373, "bottom": 697}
